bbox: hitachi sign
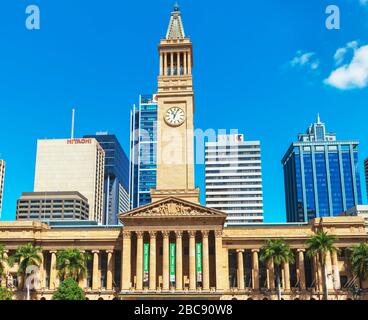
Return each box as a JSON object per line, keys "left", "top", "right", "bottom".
{"left": 67, "top": 138, "right": 92, "bottom": 145}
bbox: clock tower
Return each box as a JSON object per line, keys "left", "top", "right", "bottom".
{"left": 151, "top": 3, "right": 200, "bottom": 203}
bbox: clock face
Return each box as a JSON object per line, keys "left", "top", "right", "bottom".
{"left": 164, "top": 107, "right": 185, "bottom": 126}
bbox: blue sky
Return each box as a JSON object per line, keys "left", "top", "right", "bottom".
{"left": 0, "top": 0, "right": 368, "bottom": 222}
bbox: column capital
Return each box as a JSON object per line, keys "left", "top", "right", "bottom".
{"left": 49, "top": 250, "right": 57, "bottom": 254}
{"left": 297, "top": 248, "right": 306, "bottom": 253}
{"left": 136, "top": 231, "right": 144, "bottom": 239}
{"left": 188, "top": 230, "right": 197, "bottom": 238}
{"left": 201, "top": 230, "right": 210, "bottom": 238}
{"left": 122, "top": 231, "right": 131, "bottom": 238}
{"left": 214, "top": 230, "right": 223, "bottom": 238}
{"left": 175, "top": 230, "right": 183, "bottom": 238}
{"left": 149, "top": 231, "right": 157, "bottom": 238}
{"left": 251, "top": 249, "right": 260, "bottom": 253}
{"left": 106, "top": 250, "right": 114, "bottom": 254}
{"left": 92, "top": 250, "right": 100, "bottom": 254}
{"left": 236, "top": 249, "right": 245, "bottom": 253}
{"left": 162, "top": 230, "right": 170, "bottom": 238}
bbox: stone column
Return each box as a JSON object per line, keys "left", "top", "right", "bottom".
{"left": 297, "top": 249, "right": 306, "bottom": 290}
{"left": 283, "top": 262, "right": 291, "bottom": 291}
{"left": 92, "top": 250, "right": 100, "bottom": 290}
{"left": 149, "top": 231, "right": 157, "bottom": 291}
{"left": 202, "top": 231, "right": 210, "bottom": 291}
{"left": 49, "top": 251, "right": 58, "bottom": 290}
{"left": 325, "top": 251, "right": 334, "bottom": 291}
{"left": 189, "top": 230, "right": 196, "bottom": 291}
{"left": 121, "top": 231, "right": 131, "bottom": 291}
{"left": 184, "top": 52, "right": 188, "bottom": 75}
{"left": 170, "top": 52, "right": 174, "bottom": 76}
{"left": 175, "top": 231, "right": 183, "bottom": 291}
{"left": 160, "top": 52, "right": 163, "bottom": 76}
{"left": 78, "top": 250, "right": 87, "bottom": 289}
{"left": 252, "top": 249, "right": 259, "bottom": 290}
{"left": 177, "top": 52, "right": 181, "bottom": 75}
{"left": 162, "top": 231, "right": 170, "bottom": 291}
{"left": 188, "top": 52, "right": 192, "bottom": 74}
{"left": 237, "top": 250, "right": 245, "bottom": 290}
{"left": 106, "top": 250, "right": 113, "bottom": 291}
{"left": 163, "top": 53, "right": 166, "bottom": 76}
{"left": 136, "top": 231, "right": 144, "bottom": 291}
{"left": 331, "top": 251, "right": 341, "bottom": 290}
{"left": 214, "top": 230, "right": 226, "bottom": 291}
{"left": 266, "top": 258, "right": 275, "bottom": 290}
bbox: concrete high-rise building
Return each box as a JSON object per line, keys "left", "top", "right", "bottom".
{"left": 205, "top": 134, "right": 264, "bottom": 225}
{"left": 365, "top": 158, "right": 368, "bottom": 201}
{"left": 16, "top": 191, "right": 89, "bottom": 221}
{"left": 84, "top": 133, "right": 130, "bottom": 225}
{"left": 0, "top": 160, "right": 5, "bottom": 218}
{"left": 129, "top": 94, "right": 158, "bottom": 208}
{"left": 282, "top": 116, "right": 363, "bottom": 222}
{"left": 34, "top": 138, "right": 105, "bottom": 224}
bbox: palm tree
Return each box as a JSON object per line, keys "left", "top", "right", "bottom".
{"left": 350, "top": 243, "right": 368, "bottom": 289}
{"left": 306, "top": 230, "right": 338, "bottom": 300}
{"left": 260, "top": 239, "right": 295, "bottom": 300}
{"left": 0, "top": 245, "right": 10, "bottom": 286}
{"left": 9, "top": 243, "right": 42, "bottom": 300}
{"left": 56, "top": 249, "right": 89, "bottom": 282}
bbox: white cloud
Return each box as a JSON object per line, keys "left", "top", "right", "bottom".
{"left": 325, "top": 43, "right": 368, "bottom": 90}
{"left": 290, "top": 51, "right": 320, "bottom": 71}
{"left": 333, "top": 41, "right": 358, "bottom": 66}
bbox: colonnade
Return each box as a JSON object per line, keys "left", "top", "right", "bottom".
{"left": 159, "top": 50, "right": 192, "bottom": 76}
{"left": 121, "top": 230, "right": 217, "bottom": 292}
{"left": 233, "top": 248, "right": 341, "bottom": 292}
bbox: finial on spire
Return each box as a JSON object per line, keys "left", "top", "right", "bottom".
{"left": 173, "top": 1, "right": 180, "bottom": 12}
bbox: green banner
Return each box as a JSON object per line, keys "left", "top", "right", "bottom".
{"left": 143, "top": 243, "right": 149, "bottom": 283}
{"left": 196, "top": 243, "right": 203, "bottom": 282}
{"left": 170, "top": 243, "right": 176, "bottom": 282}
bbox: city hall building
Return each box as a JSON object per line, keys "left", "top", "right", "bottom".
{"left": 0, "top": 5, "right": 367, "bottom": 300}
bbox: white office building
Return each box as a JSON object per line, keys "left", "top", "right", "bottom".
{"left": 205, "top": 134, "right": 264, "bottom": 225}
{"left": 34, "top": 138, "right": 105, "bottom": 224}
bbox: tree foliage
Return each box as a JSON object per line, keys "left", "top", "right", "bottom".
{"left": 0, "top": 287, "right": 13, "bottom": 301}
{"left": 52, "top": 278, "right": 86, "bottom": 300}
{"left": 56, "top": 248, "right": 90, "bottom": 281}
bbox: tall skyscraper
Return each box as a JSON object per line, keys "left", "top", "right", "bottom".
{"left": 365, "top": 158, "right": 368, "bottom": 201}
{"left": 282, "top": 116, "right": 363, "bottom": 222}
{"left": 205, "top": 134, "right": 264, "bottom": 225}
{"left": 0, "top": 160, "right": 5, "bottom": 218}
{"left": 34, "top": 138, "right": 105, "bottom": 224}
{"left": 129, "top": 94, "right": 158, "bottom": 208}
{"left": 84, "top": 133, "right": 130, "bottom": 225}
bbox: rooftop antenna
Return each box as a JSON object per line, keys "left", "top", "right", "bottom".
{"left": 317, "top": 113, "right": 321, "bottom": 124}
{"left": 71, "top": 108, "right": 75, "bottom": 139}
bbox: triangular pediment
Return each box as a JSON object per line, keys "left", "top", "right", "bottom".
{"left": 119, "top": 197, "right": 227, "bottom": 221}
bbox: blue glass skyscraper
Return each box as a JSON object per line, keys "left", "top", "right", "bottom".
{"left": 129, "top": 94, "right": 158, "bottom": 209}
{"left": 84, "top": 133, "right": 130, "bottom": 225}
{"left": 282, "top": 116, "right": 363, "bottom": 222}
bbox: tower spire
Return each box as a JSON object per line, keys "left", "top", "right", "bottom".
{"left": 166, "top": 2, "right": 185, "bottom": 39}
{"left": 317, "top": 113, "right": 321, "bottom": 124}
